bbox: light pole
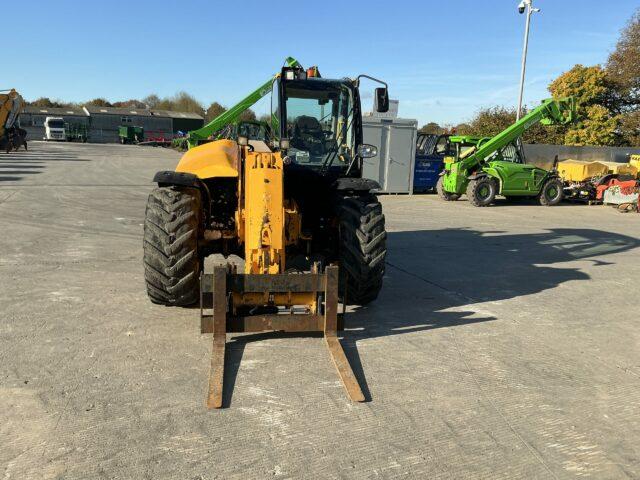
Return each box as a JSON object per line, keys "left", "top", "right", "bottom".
{"left": 516, "top": 0, "right": 540, "bottom": 121}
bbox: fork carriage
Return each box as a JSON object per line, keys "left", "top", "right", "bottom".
{"left": 200, "top": 264, "right": 364, "bottom": 408}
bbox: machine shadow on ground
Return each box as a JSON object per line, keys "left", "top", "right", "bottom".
{"left": 0, "top": 148, "right": 88, "bottom": 182}
{"left": 216, "top": 227, "right": 640, "bottom": 406}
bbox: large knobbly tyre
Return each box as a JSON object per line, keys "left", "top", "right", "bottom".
{"left": 436, "top": 176, "right": 460, "bottom": 201}
{"left": 337, "top": 194, "right": 386, "bottom": 305}
{"left": 538, "top": 177, "right": 563, "bottom": 206}
{"left": 143, "top": 187, "right": 201, "bottom": 306}
{"left": 466, "top": 177, "right": 496, "bottom": 207}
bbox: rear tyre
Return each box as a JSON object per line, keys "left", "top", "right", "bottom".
{"left": 538, "top": 178, "right": 563, "bottom": 206}
{"left": 143, "top": 186, "right": 201, "bottom": 306}
{"left": 467, "top": 177, "right": 496, "bottom": 207}
{"left": 436, "top": 176, "right": 460, "bottom": 201}
{"left": 336, "top": 194, "right": 386, "bottom": 305}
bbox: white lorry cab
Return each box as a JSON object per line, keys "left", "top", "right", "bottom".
{"left": 44, "top": 117, "right": 66, "bottom": 141}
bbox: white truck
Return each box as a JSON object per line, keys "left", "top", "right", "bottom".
{"left": 44, "top": 117, "right": 66, "bottom": 141}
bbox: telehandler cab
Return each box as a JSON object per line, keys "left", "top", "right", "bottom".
{"left": 437, "top": 98, "right": 575, "bottom": 206}
{"left": 144, "top": 58, "right": 389, "bottom": 407}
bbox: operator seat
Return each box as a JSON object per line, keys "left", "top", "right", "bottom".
{"left": 291, "top": 115, "right": 326, "bottom": 155}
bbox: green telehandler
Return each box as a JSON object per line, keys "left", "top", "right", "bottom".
{"left": 185, "top": 57, "right": 301, "bottom": 149}
{"left": 437, "top": 97, "right": 576, "bottom": 207}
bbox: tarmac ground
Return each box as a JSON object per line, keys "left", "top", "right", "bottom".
{"left": 1, "top": 141, "right": 639, "bottom": 479}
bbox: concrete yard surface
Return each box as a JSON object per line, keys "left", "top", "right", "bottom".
{"left": 1, "top": 141, "right": 639, "bottom": 479}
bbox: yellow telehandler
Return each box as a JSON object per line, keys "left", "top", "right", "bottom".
{"left": 143, "top": 59, "right": 389, "bottom": 408}
{"left": 0, "top": 89, "right": 26, "bottom": 153}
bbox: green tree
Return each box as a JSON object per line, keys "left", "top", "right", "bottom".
{"left": 548, "top": 65, "right": 620, "bottom": 146}
{"left": 239, "top": 109, "right": 257, "bottom": 122}
{"left": 606, "top": 8, "right": 640, "bottom": 111}
{"left": 549, "top": 64, "right": 613, "bottom": 108}
{"left": 606, "top": 8, "right": 640, "bottom": 146}
{"left": 112, "top": 99, "right": 146, "bottom": 109}
{"left": 205, "top": 102, "right": 226, "bottom": 122}
{"left": 464, "top": 106, "right": 516, "bottom": 137}
{"left": 619, "top": 110, "right": 640, "bottom": 146}
{"left": 84, "top": 98, "right": 113, "bottom": 107}
{"left": 142, "top": 94, "right": 161, "bottom": 109}
{"left": 28, "top": 97, "right": 74, "bottom": 108}
{"left": 462, "top": 105, "right": 562, "bottom": 144}
{"left": 453, "top": 123, "right": 472, "bottom": 135}
{"left": 563, "top": 104, "right": 620, "bottom": 146}
{"left": 170, "top": 91, "right": 205, "bottom": 116}
{"left": 151, "top": 92, "right": 205, "bottom": 116}
{"left": 419, "top": 122, "right": 443, "bottom": 134}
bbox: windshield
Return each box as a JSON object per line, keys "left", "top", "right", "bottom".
{"left": 282, "top": 80, "right": 354, "bottom": 168}
{"left": 237, "top": 122, "right": 269, "bottom": 142}
{"left": 48, "top": 120, "right": 64, "bottom": 129}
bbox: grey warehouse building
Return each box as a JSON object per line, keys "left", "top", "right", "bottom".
{"left": 19, "top": 106, "right": 90, "bottom": 141}
{"left": 19, "top": 106, "right": 204, "bottom": 143}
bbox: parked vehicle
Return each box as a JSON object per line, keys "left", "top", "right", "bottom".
{"left": 0, "top": 89, "right": 25, "bottom": 152}
{"left": 413, "top": 135, "right": 488, "bottom": 192}
{"left": 438, "top": 98, "right": 575, "bottom": 206}
{"left": 44, "top": 117, "right": 66, "bottom": 141}
{"left": 65, "top": 123, "right": 89, "bottom": 143}
{"left": 118, "top": 125, "right": 144, "bottom": 144}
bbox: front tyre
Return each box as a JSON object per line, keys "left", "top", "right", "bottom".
{"left": 336, "top": 194, "right": 387, "bottom": 305}
{"left": 538, "top": 177, "right": 563, "bottom": 206}
{"left": 436, "top": 176, "right": 460, "bottom": 201}
{"left": 143, "top": 186, "right": 201, "bottom": 306}
{"left": 466, "top": 177, "right": 496, "bottom": 207}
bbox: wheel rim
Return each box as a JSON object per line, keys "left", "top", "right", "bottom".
{"left": 547, "top": 185, "right": 559, "bottom": 199}
{"left": 478, "top": 184, "right": 491, "bottom": 200}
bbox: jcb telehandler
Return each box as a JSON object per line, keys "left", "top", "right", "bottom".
{"left": 0, "top": 89, "right": 26, "bottom": 153}
{"left": 437, "top": 97, "right": 575, "bottom": 206}
{"left": 143, "top": 58, "right": 388, "bottom": 407}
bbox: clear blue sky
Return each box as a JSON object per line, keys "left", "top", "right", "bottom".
{"left": 6, "top": 0, "right": 638, "bottom": 126}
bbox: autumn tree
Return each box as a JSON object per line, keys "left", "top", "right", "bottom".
{"left": 239, "top": 109, "right": 257, "bottom": 122}
{"left": 462, "top": 105, "right": 562, "bottom": 144}
{"left": 28, "top": 97, "right": 75, "bottom": 108}
{"left": 419, "top": 122, "right": 443, "bottom": 134}
{"left": 205, "top": 102, "right": 226, "bottom": 122}
{"left": 606, "top": 8, "right": 640, "bottom": 145}
{"left": 619, "top": 110, "right": 640, "bottom": 146}
{"left": 112, "top": 99, "right": 146, "bottom": 109}
{"left": 142, "top": 94, "right": 161, "bottom": 109}
{"left": 606, "top": 8, "right": 640, "bottom": 111}
{"left": 452, "top": 123, "right": 472, "bottom": 135}
{"left": 84, "top": 98, "right": 113, "bottom": 107}
{"left": 548, "top": 65, "right": 621, "bottom": 146}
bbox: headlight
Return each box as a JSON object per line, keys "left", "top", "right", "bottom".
{"left": 358, "top": 144, "right": 378, "bottom": 158}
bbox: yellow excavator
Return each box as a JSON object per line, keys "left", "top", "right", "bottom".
{"left": 0, "top": 89, "right": 26, "bottom": 153}
{"left": 143, "top": 59, "right": 389, "bottom": 408}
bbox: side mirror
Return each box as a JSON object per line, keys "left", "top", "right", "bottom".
{"left": 358, "top": 144, "right": 378, "bottom": 158}
{"left": 375, "top": 87, "right": 389, "bottom": 113}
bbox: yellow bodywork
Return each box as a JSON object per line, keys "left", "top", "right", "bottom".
{"left": 175, "top": 139, "right": 314, "bottom": 311}
{"left": 557, "top": 159, "right": 609, "bottom": 182}
{"left": 630, "top": 155, "right": 640, "bottom": 171}
{"left": 243, "top": 152, "right": 285, "bottom": 275}
{"left": 600, "top": 161, "right": 638, "bottom": 177}
{"left": 176, "top": 140, "right": 239, "bottom": 178}
{"left": 0, "top": 89, "right": 24, "bottom": 138}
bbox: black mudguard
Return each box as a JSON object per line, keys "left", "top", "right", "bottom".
{"left": 153, "top": 170, "right": 201, "bottom": 188}
{"left": 152, "top": 170, "right": 211, "bottom": 219}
